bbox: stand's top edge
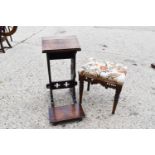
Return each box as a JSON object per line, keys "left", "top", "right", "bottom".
{"left": 42, "top": 35, "right": 81, "bottom": 53}
{"left": 42, "top": 35, "right": 77, "bottom": 40}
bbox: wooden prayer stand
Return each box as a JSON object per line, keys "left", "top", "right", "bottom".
{"left": 42, "top": 36, "right": 85, "bottom": 125}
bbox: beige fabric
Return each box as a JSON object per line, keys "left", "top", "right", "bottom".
{"left": 79, "top": 58, "right": 127, "bottom": 85}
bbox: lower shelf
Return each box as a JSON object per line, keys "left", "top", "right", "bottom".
{"left": 49, "top": 104, "right": 85, "bottom": 124}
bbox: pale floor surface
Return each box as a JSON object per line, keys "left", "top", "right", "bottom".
{"left": 0, "top": 26, "right": 155, "bottom": 128}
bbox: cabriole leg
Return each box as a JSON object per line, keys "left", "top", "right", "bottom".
{"left": 79, "top": 76, "right": 84, "bottom": 104}
{"left": 112, "top": 86, "right": 122, "bottom": 114}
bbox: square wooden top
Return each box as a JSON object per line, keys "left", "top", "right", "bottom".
{"left": 42, "top": 35, "right": 81, "bottom": 53}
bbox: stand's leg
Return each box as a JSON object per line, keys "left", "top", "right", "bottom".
{"left": 50, "top": 91, "right": 54, "bottom": 107}
{"left": 70, "top": 53, "right": 77, "bottom": 104}
{"left": 87, "top": 81, "right": 90, "bottom": 91}
{"left": 112, "top": 86, "right": 122, "bottom": 114}
{"left": 70, "top": 87, "right": 77, "bottom": 104}
{"left": 10, "top": 35, "right": 13, "bottom": 42}
{"left": 5, "top": 36, "right": 12, "bottom": 48}
{"left": 0, "top": 37, "right": 5, "bottom": 53}
{"left": 79, "top": 76, "right": 84, "bottom": 104}
{"left": 46, "top": 54, "right": 54, "bottom": 106}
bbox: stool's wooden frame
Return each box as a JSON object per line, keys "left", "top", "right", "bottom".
{"left": 79, "top": 73, "right": 123, "bottom": 114}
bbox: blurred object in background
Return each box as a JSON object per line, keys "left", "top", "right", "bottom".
{"left": 0, "top": 26, "right": 17, "bottom": 53}
{"left": 151, "top": 63, "right": 155, "bottom": 69}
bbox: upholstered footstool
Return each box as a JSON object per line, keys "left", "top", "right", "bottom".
{"left": 78, "top": 58, "right": 127, "bottom": 114}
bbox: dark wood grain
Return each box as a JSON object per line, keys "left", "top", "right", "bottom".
{"left": 42, "top": 35, "right": 81, "bottom": 53}
{"left": 49, "top": 104, "right": 85, "bottom": 124}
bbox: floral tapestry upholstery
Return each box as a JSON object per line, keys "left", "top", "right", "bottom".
{"left": 79, "top": 58, "right": 127, "bottom": 85}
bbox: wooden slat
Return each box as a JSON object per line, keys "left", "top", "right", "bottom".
{"left": 46, "top": 80, "right": 77, "bottom": 89}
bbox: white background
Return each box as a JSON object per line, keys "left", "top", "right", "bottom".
{"left": 0, "top": 0, "right": 155, "bottom": 155}
{"left": 0, "top": 130, "right": 155, "bottom": 155}
{"left": 1, "top": 0, "right": 155, "bottom": 25}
